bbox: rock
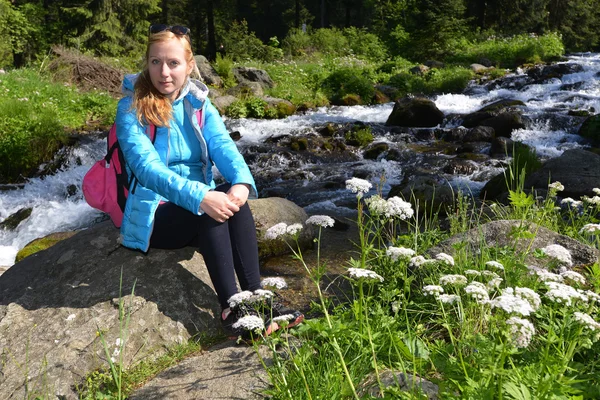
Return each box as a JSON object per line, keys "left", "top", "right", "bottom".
{"left": 193, "top": 55, "right": 223, "bottom": 87}
{"left": 465, "top": 125, "right": 495, "bottom": 142}
{"left": 477, "top": 99, "right": 526, "bottom": 113}
{"left": 211, "top": 94, "right": 238, "bottom": 114}
{"left": 523, "top": 149, "right": 600, "bottom": 199}
{"left": 233, "top": 67, "right": 274, "bottom": 89}
{"left": 0, "top": 207, "right": 32, "bottom": 230}
{"left": 465, "top": 111, "right": 525, "bottom": 138}
{"left": 358, "top": 369, "right": 439, "bottom": 399}
{"left": 409, "top": 64, "right": 430, "bottom": 76}
{"left": 470, "top": 63, "right": 490, "bottom": 73}
{"left": 385, "top": 97, "right": 444, "bottom": 128}
{"left": 15, "top": 231, "right": 79, "bottom": 262}
{"left": 577, "top": 114, "right": 600, "bottom": 146}
{"left": 425, "top": 60, "right": 445, "bottom": 69}
{"left": 226, "top": 82, "right": 264, "bottom": 97}
{"left": 527, "top": 63, "right": 584, "bottom": 83}
{"left": 388, "top": 174, "right": 456, "bottom": 216}
{"left": 249, "top": 197, "right": 314, "bottom": 258}
{"left": 0, "top": 221, "right": 221, "bottom": 399}
{"left": 129, "top": 341, "right": 271, "bottom": 400}
{"left": 0, "top": 197, "right": 313, "bottom": 398}
{"left": 429, "top": 220, "right": 600, "bottom": 269}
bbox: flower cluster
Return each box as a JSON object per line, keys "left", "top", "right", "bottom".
{"left": 560, "top": 270, "right": 586, "bottom": 285}
{"left": 548, "top": 181, "right": 564, "bottom": 192}
{"left": 409, "top": 255, "right": 427, "bottom": 268}
{"left": 438, "top": 294, "right": 461, "bottom": 304}
{"left": 485, "top": 261, "right": 505, "bottom": 271}
{"left": 228, "top": 289, "right": 275, "bottom": 308}
{"left": 365, "top": 195, "right": 414, "bottom": 220}
{"left": 306, "top": 215, "right": 335, "bottom": 228}
{"left": 464, "top": 269, "right": 481, "bottom": 276}
{"left": 535, "top": 269, "right": 564, "bottom": 283}
{"left": 345, "top": 177, "right": 372, "bottom": 197}
{"left": 490, "top": 293, "right": 534, "bottom": 316}
{"left": 348, "top": 267, "right": 384, "bottom": 282}
{"left": 503, "top": 287, "right": 541, "bottom": 311}
{"left": 423, "top": 285, "right": 444, "bottom": 297}
{"left": 583, "top": 195, "right": 600, "bottom": 205}
{"left": 232, "top": 315, "right": 264, "bottom": 333}
{"left": 573, "top": 312, "right": 600, "bottom": 331}
{"left": 561, "top": 197, "right": 582, "bottom": 208}
{"left": 544, "top": 281, "right": 588, "bottom": 306}
{"left": 506, "top": 317, "right": 535, "bottom": 348}
{"left": 435, "top": 253, "right": 455, "bottom": 266}
{"left": 261, "top": 277, "right": 288, "bottom": 290}
{"left": 465, "top": 281, "right": 490, "bottom": 303}
{"left": 265, "top": 223, "right": 289, "bottom": 240}
{"left": 540, "top": 244, "right": 573, "bottom": 266}
{"left": 386, "top": 246, "right": 416, "bottom": 261}
{"left": 439, "top": 274, "right": 468, "bottom": 286}
{"left": 580, "top": 223, "right": 600, "bottom": 235}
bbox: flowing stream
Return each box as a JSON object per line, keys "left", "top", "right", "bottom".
{"left": 1, "top": 53, "right": 599, "bottom": 267}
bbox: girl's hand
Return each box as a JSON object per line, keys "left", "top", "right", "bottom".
{"left": 200, "top": 191, "right": 239, "bottom": 222}
{"left": 227, "top": 184, "right": 250, "bottom": 207}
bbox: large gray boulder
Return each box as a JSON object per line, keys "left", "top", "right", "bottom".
{"left": 523, "top": 149, "right": 600, "bottom": 199}
{"left": 233, "top": 67, "right": 275, "bottom": 89}
{"left": 385, "top": 97, "right": 444, "bottom": 128}
{"left": 193, "top": 55, "right": 223, "bottom": 87}
{"left": 429, "top": 220, "right": 600, "bottom": 269}
{"left": 577, "top": 114, "right": 600, "bottom": 146}
{"left": 0, "top": 197, "right": 311, "bottom": 399}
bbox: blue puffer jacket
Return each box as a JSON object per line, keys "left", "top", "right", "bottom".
{"left": 116, "top": 74, "right": 257, "bottom": 252}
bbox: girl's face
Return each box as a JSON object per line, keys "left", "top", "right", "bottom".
{"left": 147, "top": 37, "right": 193, "bottom": 101}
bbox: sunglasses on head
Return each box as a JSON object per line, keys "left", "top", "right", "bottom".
{"left": 149, "top": 24, "right": 190, "bottom": 36}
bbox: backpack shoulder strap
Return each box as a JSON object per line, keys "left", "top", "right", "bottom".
{"left": 148, "top": 124, "right": 157, "bottom": 144}
{"left": 196, "top": 108, "right": 204, "bottom": 129}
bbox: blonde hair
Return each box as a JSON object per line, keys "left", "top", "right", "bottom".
{"left": 133, "top": 31, "right": 197, "bottom": 127}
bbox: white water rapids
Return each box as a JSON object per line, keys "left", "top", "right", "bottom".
{"left": 1, "top": 53, "right": 599, "bottom": 267}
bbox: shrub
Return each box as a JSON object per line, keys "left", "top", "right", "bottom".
{"left": 344, "top": 126, "right": 373, "bottom": 147}
{"left": 342, "top": 27, "right": 388, "bottom": 62}
{"left": 311, "top": 28, "right": 350, "bottom": 56}
{"left": 219, "top": 20, "right": 281, "bottom": 62}
{"left": 213, "top": 54, "right": 236, "bottom": 88}
{"left": 225, "top": 100, "right": 248, "bottom": 118}
{"left": 322, "top": 67, "right": 375, "bottom": 105}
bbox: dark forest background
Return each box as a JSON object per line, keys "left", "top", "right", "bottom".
{"left": 2, "top": 0, "right": 600, "bottom": 69}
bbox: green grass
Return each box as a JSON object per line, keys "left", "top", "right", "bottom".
{"left": 0, "top": 68, "right": 117, "bottom": 182}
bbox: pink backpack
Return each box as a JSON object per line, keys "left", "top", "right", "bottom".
{"left": 83, "top": 110, "right": 203, "bottom": 227}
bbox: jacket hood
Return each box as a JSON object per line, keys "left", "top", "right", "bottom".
{"left": 122, "top": 73, "right": 210, "bottom": 109}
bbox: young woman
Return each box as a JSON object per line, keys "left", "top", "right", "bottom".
{"left": 115, "top": 24, "right": 302, "bottom": 339}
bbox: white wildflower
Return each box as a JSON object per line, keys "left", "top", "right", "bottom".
{"left": 594, "top": 188, "right": 600, "bottom": 195}
{"left": 561, "top": 197, "right": 582, "bottom": 207}
{"left": 385, "top": 197, "right": 414, "bottom": 220}
{"left": 541, "top": 244, "right": 573, "bottom": 266}
{"left": 560, "top": 270, "right": 586, "bottom": 285}
{"left": 391, "top": 300, "right": 402, "bottom": 313}
{"left": 487, "top": 277, "right": 503, "bottom": 289}
{"left": 580, "top": 223, "right": 600, "bottom": 235}
{"left": 386, "top": 246, "right": 416, "bottom": 261}
{"left": 253, "top": 289, "right": 274, "bottom": 300}
{"left": 265, "top": 223, "right": 288, "bottom": 240}
{"left": 548, "top": 181, "right": 564, "bottom": 191}
{"left": 544, "top": 281, "right": 588, "bottom": 306}
{"left": 490, "top": 293, "right": 534, "bottom": 316}
{"left": 535, "top": 269, "right": 564, "bottom": 283}
{"left": 423, "top": 285, "right": 444, "bottom": 297}
{"left": 583, "top": 195, "right": 600, "bottom": 205}
{"left": 227, "top": 291, "right": 254, "bottom": 308}
{"left": 346, "top": 177, "right": 372, "bottom": 197}
{"left": 584, "top": 290, "right": 600, "bottom": 303}
{"left": 513, "top": 287, "right": 542, "bottom": 311}
{"left": 464, "top": 269, "right": 481, "bottom": 276}
{"left": 506, "top": 317, "right": 535, "bottom": 348}
{"left": 573, "top": 312, "right": 600, "bottom": 331}
{"left": 438, "top": 294, "right": 461, "bottom": 304}
{"left": 435, "top": 253, "right": 455, "bottom": 266}
{"left": 465, "top": 284, "right": 490, "bottom": 304}
{"left": 485, "top": 261, "right": 505, "bottom": 271}
{"left": 286, "top": 223, "right": 304, "bottom": 235}
{"left": 306, "top": 215, "right": 335, "bottom": 228}
{"left": 410, "top": 255, "right": 427, "bottom": 268}
{"left": 348, "top": 267, "right": 384, "bottom": 282}
{"left": 365, "top": 195, "right": 388, "bottom": 215}
{"left": 439, "top": 274, "right": 468, "bottom": 286}
{"left": 261, "top": 277, "right": 288, "bottom": 290}
{"left": 482, "top": 270, "right": 500, "bottom": 279}
{"left": 115, "top": 338, "right": 122, "bottom": 347}
{"left": 232, "top": 315, "right": 265, "bottom": 333}
{"left": 273, "top": 314, "right": 295, "bottom": 323}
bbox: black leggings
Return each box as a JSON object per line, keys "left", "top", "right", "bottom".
{"left": 150, "top": 184, "right": 262, "bottom": 309}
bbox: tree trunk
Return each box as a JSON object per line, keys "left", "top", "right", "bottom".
{"left": 206, "top": 0, "right": 217, "bottom": 60}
